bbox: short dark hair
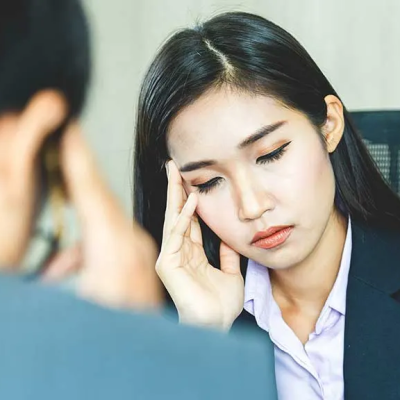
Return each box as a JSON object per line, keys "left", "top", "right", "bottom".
{"left": 134, "top": 12, "right": 400, "bottom": 268}
{"left": 0, "top": 0, "right": 91, "bottom": 117}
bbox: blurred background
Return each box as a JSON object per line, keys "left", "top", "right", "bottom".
{"left": 80, "top": 0, "right": 400, "bottom": 212}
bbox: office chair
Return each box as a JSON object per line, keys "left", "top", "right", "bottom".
{"left": 350, "top": 110, "right": 400, "bottom": 193}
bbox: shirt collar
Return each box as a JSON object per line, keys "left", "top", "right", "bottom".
{"left": 325, "top": 219, "right": 352, "bottom": 315}
{"left": 244, "top": 258, "right": 273, "bottom": 331}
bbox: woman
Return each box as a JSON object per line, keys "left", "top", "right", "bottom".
{"left": 133, "top": 11, "right": 400, "bottom": 399}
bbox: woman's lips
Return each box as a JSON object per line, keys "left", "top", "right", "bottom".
{"left": 251, "top": 226, "right": 293, "bottom": 250}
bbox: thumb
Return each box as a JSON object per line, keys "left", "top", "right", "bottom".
{"left": 219, "top": 242, "right": 241, "bottom": 275}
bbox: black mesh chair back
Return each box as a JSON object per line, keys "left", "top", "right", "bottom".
{"left": 350, "top": 110, "right": 400, "bottom": 193}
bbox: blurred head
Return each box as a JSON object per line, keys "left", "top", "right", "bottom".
{"left": 134, "top": 12, "right": 400, "bottom": 269}
{"left": 0, "top": 0, "right": 90, "bottom": 117}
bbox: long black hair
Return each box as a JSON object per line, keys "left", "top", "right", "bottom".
{"left": 134, "top": 11, "right": 400, "bottom": 268}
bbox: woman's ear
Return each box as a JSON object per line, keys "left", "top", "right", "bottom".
{"left": 323, "top": 95, "right": 345, "bottom": 153}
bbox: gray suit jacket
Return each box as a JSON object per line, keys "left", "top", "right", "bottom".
{"left": 0, "top": 275, "right": 277, "bottom": 399}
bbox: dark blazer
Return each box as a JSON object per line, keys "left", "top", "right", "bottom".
{"left": 0, "top": 275, "right": 277, "bottom": 400}
{"left": 236, "top": 222, "right": 400, "bottom": 399}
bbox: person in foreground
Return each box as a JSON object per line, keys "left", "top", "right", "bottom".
{"left": 0, "top": 0, "right": 161, "bottom": 309}
{"left": 134, "top": 11, "right": 400, "bottom": 399}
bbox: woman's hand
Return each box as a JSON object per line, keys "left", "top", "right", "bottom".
{"left": 155, "top": 161, "right": 244, "bottom": 331}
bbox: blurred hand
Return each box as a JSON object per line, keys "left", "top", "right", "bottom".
{"left": 155, "top": 161, "right": 244, "bottom": 330}
{"left": 0, "top": 90, "right": 163, "bottom": 310}
{"left": 0, "top": 91, "right": 66, "bottom": 267}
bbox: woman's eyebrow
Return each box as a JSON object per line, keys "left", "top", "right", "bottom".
{"left": 180, "top": 159, "right": 216, "bottom": 173}
{"left": 238, "top": 120, "right": 287, "bottom": 149}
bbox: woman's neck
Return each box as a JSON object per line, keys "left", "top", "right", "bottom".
{"left": 269, "top": 211, "right": 348, "bottom": 314}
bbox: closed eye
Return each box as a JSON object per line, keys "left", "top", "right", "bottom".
{"left": 256, "top": 141, "right": 291, "bottom": 164}
{"left": 192, "top": 177, "right": 223, "bottom": 195}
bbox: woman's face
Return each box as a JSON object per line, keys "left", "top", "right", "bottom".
{"left": 167, "top": 88, "right": 343, "bottom": 269}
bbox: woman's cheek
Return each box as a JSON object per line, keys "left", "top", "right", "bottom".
{"left": 197, "top": 199, "right": 238, "bottom": 241}
{"left": 195, "top": 200, "right": 215, "bottom": 224}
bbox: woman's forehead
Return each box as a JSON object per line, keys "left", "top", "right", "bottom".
{"left": 167, "top": 89, "right": 301, "bottom": 157}
{"left": 170, "top": 92, "right": 280, "bottom": 139}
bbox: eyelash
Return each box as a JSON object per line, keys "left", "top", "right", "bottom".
{"left": 256, "top": 141, "right": 291, "bottom": 165}
{"left": 193, "top": 141, "right": 291, "bottom": 195}
{"left": 194, "top": 177, "right": 222, "bottom": 195}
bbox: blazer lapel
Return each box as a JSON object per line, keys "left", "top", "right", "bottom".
{"left": 344, "top": 223, "right": 400, "bottom": 399}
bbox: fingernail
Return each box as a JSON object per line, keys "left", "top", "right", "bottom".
{"left": 165, "top": 161, "right": 170, "bottom": 178}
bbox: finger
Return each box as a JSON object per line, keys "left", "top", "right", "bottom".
{"left": 14, "top": 90, "right": 68, "bottom": 167}
{"left": 189, "top": 211, "right": 203, "bottom": 245}
{"left": 60, "top": 123, "right": 125, "bottom": 228}
{"left": 183, "top": 191, "right": 192, "bottom": 239}
{"left": 41, "top": 243, "right": 82, "bottom": 283}
{"left": 164, "top": 193, "right": 197, "bottom": 254}
{"left": 163, "top": 160, "right": 186, "bottom": 238}
{"left": 219, "top": 242, "right": 241, "bottom": 275}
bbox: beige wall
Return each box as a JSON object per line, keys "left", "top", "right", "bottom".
{"left": 81, "top": 0, "right": 400, "bottom": 212}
